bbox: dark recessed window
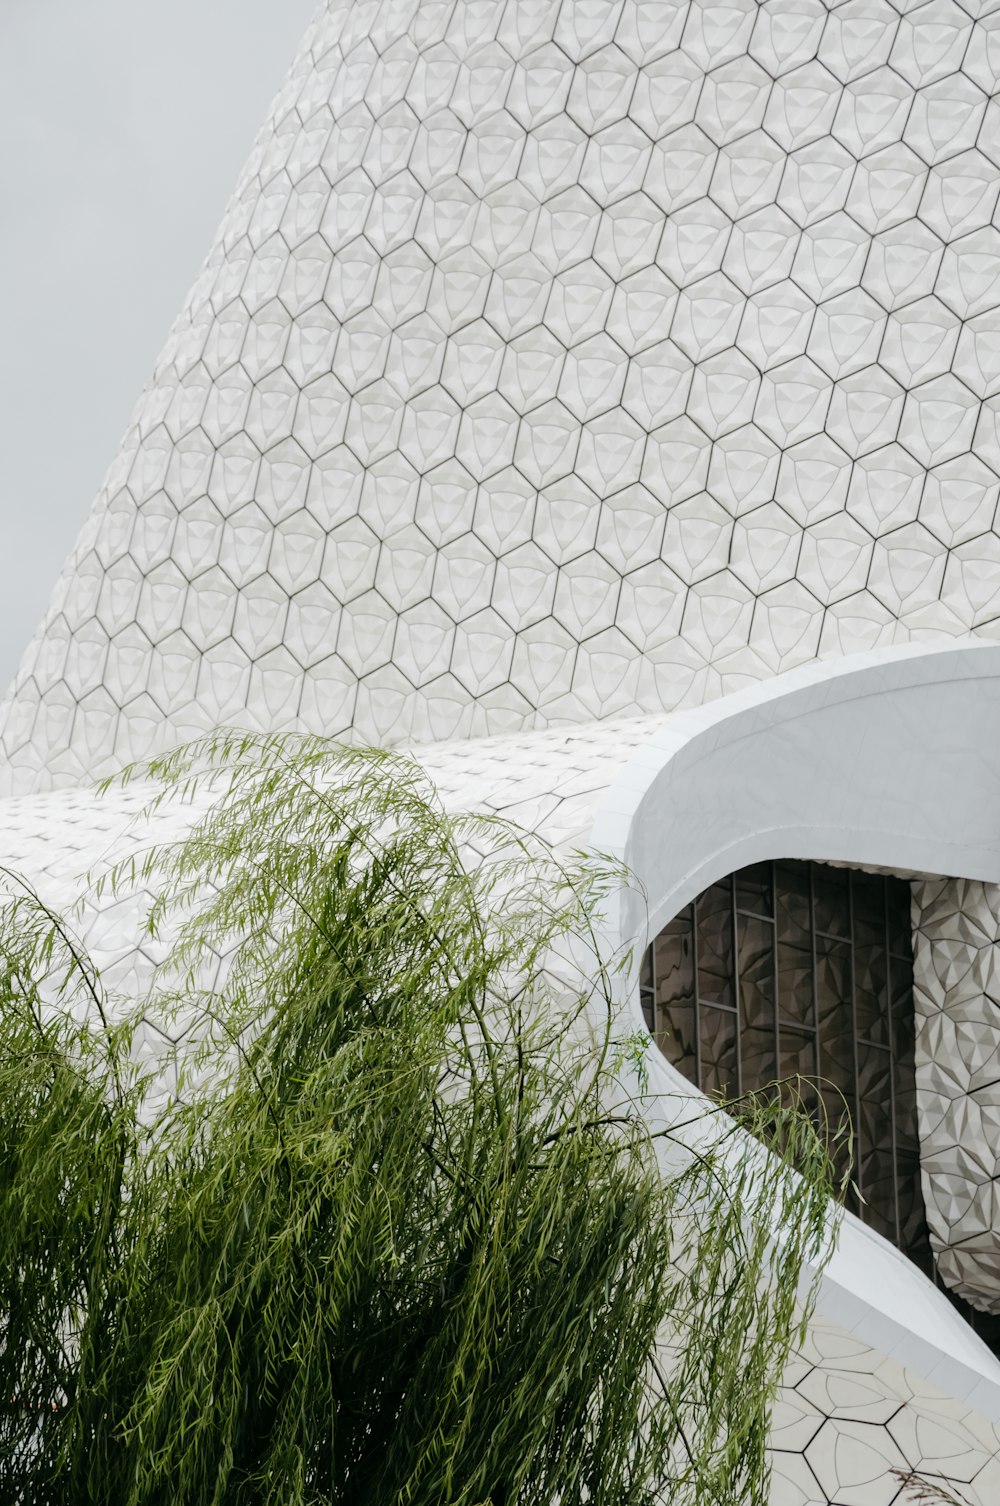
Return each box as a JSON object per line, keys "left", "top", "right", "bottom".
{"left": 641, "top": 857, "right": 1000, "bottom": 1357}
{"left": 639, "top": 859, "right": 928, "bottom": 1264}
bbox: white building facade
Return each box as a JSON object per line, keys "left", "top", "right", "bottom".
{"left": 7, "top": 0, "right": 1000, "bottom": 1497}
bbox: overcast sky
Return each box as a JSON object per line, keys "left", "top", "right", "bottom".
{"left": 0, "top": 0, "right": 318, "bottom": 692}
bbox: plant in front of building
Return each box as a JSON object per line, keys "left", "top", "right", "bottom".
{"left": 894, "top": 1470, "right": 976, "bottom": 1504}
{"left": 0, "top": 733, "right": 844, "bottom": 1506}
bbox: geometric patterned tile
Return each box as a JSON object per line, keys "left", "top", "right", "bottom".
{"left": 6, "top": 0, "right": 1000, "bottom": 798}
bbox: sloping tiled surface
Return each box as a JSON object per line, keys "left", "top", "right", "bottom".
{"left": 772, "top": 1314, "right": 1000, "bottom": 1505}
{"left": 6, "top": 0, "right": 1000, "bottom": 789}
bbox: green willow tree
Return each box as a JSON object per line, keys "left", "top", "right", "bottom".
{"left": 0, "top": 734, "right": 845, "bottom": 1506}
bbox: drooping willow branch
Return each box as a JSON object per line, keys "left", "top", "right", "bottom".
{"left": 0, "top": 732, "right": 845, "bottom": 1506}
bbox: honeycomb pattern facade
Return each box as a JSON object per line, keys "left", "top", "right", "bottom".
{"left": 771, "top": 1311, "right": 1000, "bottom": 1506}
{"left": 7, "top": 0, "right": 1000, "bottom": 790}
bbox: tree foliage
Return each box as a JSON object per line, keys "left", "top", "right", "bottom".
{"left": 0, "top": 734, "right": 843, "bottom": 1505}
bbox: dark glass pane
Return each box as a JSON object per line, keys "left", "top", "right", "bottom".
{"left": 699, "top": 1003, "right": 738, "bottom": 1099}
{"left": 813, "top": 865, "right": 849, "bottom": 937}
{"left": 657, "top": 1000, "right": 697, "bottom": 1078}
{"left": 893, "top": 1001, "right": 919, "bottom": 1154}
{"left": 887, "top": 878, "right": 912, "bottom": 956}
{"left": 735, "top": 862, "right": 773, "bottom": 918}
{"left": 654, "top": 915, "right": 696, "bottom": 1078}
{"left": 779, "top": 1026, "right": 816, "bottom": 1084}
{"left": 777, "top": 940, "right": 814, "bottom": 1027}
{"left": 893, "top": 981, "right": 915, "bottom": 1058}
{"left": 890, "top": 952, "right": 914, "bottom": 1020}
{"left": 860, "top": 1142, "right": 896, "bottom": 1242}
{"left": 639, "top": 943, "right": 654, "bottom": 1032}
{"left": 852, "top": 871, "right": 888, "bottom": 1044}
{"left": 896, "top": 1150, "right": 930, "bottom": 1262}
{"left": 643, "top": 856, "right": 951, "bottom": 1331}
{"left": 855, "top": 941, "right": 888, "bottom": 1045}
{"left": 815, "top": 935, "right": 851, "bottom": 1016}
{"left": 852, "top": 870, "right": 886, "bottom": 944}
{"left": 894, "top": 1075, "right": 918, "bottom": 1156}
{"left": 858, "top": 1047, "right": 892, "bottom": 1227}
{"left": 858, "top": 1039, "right": 891, "bottom": 1109}
{"left": 738, "top": 913, "right": 777, "bottom": 1089}
{"left": 811, "top": 903, "right": 855, "bottom": 1201}
{"left": 696, "top": 882, "right": 734, "bottom": 1008}
{"left": 815, "top": 936, "right": 853, "bottom": 1097}
{"left": 775, "top": 860, "right": 811, "bottom": 946}
{"left": 654, "top": 913, "right": 694, "bottom": 1003}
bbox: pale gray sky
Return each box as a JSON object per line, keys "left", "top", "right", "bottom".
{"left": 0, "top": 0, "right": 318, "bottom": 691}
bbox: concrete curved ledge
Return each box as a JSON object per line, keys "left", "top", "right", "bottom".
{"left": 593, "top": 638, "right": 1000, "bottom": 940}
{"left": 590, "top": 639, "right": 1000, "bottom": 1419}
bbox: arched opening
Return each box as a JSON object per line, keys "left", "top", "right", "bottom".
{"left": 639, "top": 858, "right": 922, "bottom": 1259}
{"left": 640, "top": 853, "right": 1000, "bottom": 1363}
{"left": 590, "top": 640, "right": 1000, "bottom": 1406}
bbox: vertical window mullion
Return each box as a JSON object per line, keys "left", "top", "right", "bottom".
{"left": 772, "top": 859, "right": 780, "bottom": 1083}
{"left": 808, "top": 863, "right": 818, "bottom": 1053}
{"left": 886, "top": 878, "right": 901, "bottom": 1247}
{"left": 848, "top": 871, "right": 861, "bottom": 1211}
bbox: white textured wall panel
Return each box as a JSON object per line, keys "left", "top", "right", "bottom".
{"left": 6, "top": 0, "right": 1000, "bottom": 791}
{"left": 915, "top": 875, "right": 1000, "bottom": 1312}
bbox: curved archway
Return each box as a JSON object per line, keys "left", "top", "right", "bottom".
{"left": 593, "top": 640, "right": 1000, "bottom": 942}
{"left": 591, "top": 640, "right": 1000, "bottom": 1415}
